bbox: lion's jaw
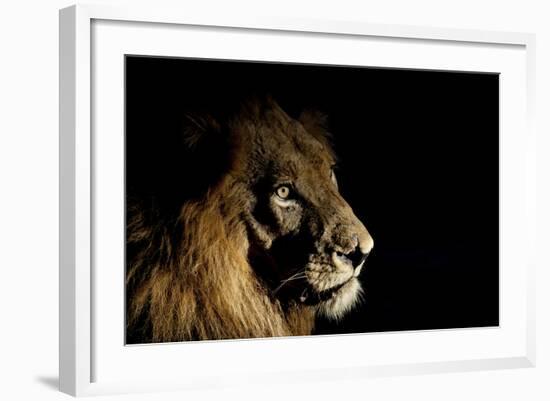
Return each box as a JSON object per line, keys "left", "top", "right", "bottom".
{"left": 302, "top": 262, "right": 363, "bottom": 321}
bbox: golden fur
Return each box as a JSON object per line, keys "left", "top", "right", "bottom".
{"left": 127, "top": 185, "right": 314, "bottom": 342}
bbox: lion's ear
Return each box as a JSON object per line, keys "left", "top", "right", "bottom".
{"left": 298, "top": 110, "right": 335, "bottom": 157}
{"left": 182, "top": 113, "right": 223, "bottom": 150}
{"left": 178, "top": 112, "right": 232, "bottom": 197}
{"left": 298, "top": 109, "right": 329, "bottom": 140}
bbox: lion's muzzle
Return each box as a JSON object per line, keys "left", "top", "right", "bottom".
{"left": 333, "top": 244, "right": 370, "bottom": 277}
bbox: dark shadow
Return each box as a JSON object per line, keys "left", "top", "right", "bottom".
{"left": 35, "top": 376, "right": 58, "bottom": 391}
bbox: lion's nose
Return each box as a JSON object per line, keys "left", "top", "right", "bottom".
{"left": 335, "top": 244, "right": 369, "bottom": 270}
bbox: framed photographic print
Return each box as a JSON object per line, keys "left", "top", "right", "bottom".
{"left": 59, "top": 4, "right": 536, "bottom": 396}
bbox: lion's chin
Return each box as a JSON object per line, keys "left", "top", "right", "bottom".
{"left": 315, "top": 278, "right": 362, "bottom": 321}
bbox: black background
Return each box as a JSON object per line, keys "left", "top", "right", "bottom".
{"left": 126, "top": 56, "right": 499, "bottom": 334}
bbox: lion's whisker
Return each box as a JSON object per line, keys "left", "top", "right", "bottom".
{"left": 273, "top": 271, "right": 307, "bottom": 294}
{"left": 279, "top": 275, "right": 307, "bottom": 284}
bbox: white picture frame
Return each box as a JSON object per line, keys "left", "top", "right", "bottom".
{"left": 59, "top": 3, "right": 536, "bottom": 397}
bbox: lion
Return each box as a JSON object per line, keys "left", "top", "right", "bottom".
{"left": 126, "top": 97, "right": 374, "bottom": 343}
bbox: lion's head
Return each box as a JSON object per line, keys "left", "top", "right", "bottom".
{"left": 231, "top": 100, "right": 374, "bottom": 319}
{"left": 126, "top": 97, "right": 373, "bottom": 343}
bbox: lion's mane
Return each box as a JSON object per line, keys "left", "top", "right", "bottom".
{"left": 126, "top": 163, "right": 314, "bottom": 343}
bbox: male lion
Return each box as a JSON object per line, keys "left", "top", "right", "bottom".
{"left": 126, "top": 97, "right": 373, "bottom": 343}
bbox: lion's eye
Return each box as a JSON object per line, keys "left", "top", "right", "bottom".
{"left": 276, "top": 186, "right": 291, "bottom": 199}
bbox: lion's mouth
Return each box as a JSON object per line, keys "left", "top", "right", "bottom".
{"left": 299, "top": 277, "right": 356, "bottom": 305}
